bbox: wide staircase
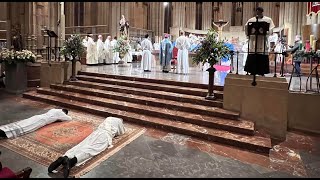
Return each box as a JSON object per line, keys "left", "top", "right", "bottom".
{"left": 23, "top": 71, "right": 272, "bottom": 155}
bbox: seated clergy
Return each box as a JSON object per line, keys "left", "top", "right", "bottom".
{"left": 0, "top": 109, "right": 71, "bottom": 139}
{"left": 48, "top": 117, "right": 126, "bottom": 178}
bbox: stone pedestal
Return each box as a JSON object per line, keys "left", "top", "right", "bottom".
{"left": 26, "top": 62, "right": 41, "bottom": 87}
{"left": 40, "top": 61, "right": 82, "bottom": 87}
{"left": 223, "top": 74, "right": 288, "bottom": 140}
{"left": 288, "top": 92, "right": 320, "bottom": 134}
{"left": 5, "top": 63, "right": 28, "bottom": 94}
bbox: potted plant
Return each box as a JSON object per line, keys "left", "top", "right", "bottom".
{"left": 0, "top": 49, "right": 36, "bottom": 94}
{"left": 193, "top": 28, "right": 230, "bottom": 100}
{"left": 113, "top": 35, "right": 130, "bottom": 66}
{"left": 60, "top": 34, "right": 85, "bottom": 81}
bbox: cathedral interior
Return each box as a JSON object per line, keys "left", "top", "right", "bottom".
{"left": 0, "top": 2, "right": 320, "bottom": 178}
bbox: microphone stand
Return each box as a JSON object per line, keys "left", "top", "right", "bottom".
{"left": 252, "top": 15, "right": 259, "bottom": 86}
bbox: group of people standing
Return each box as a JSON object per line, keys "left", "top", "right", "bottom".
{"left": 83, "top": 34, "right": 132, "bottom": 66}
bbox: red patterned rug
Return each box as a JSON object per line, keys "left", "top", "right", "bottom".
{"left": 0, "top": 111, "right": 145, "bottom": 177}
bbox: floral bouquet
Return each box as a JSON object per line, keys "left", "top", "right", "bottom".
{"left": 60, "top": 34, "right": 85, "bottom": 60}
{"left": 193, "top": 27, "right": 230, "bottom": 67}
{"left": 113, "top": 35, "right": 130, "bottom": 59}
{"left": 0, "top": 49, "right": 36, "bottom": 65}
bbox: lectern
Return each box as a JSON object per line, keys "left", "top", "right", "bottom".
{"left": 246, "top": 18, "right": 270, "bottom": 86}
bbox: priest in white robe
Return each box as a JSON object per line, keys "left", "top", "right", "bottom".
{"left": 175, "top": 31, "right": 191, "bottom": 74}
{"left": 86, "top": 34, "right": 98, "bottom": 65}
{"left": 140, "top": 34, "right": 153, "bottom": 72}
{"left": 96, "top": 35, "right": 105, "bottom": 65}
{"left": 0, "top": 109, "right": 71, "bottom": 139}
{"left": 242, "top": 39, "right": 249, "bottom": 67}
{"left": 82, "top": 36, "right": 88, "bottom": 48}
{"left": 111, "top": 36, "right": 120, "bottom": 64}
{"left": 48, "top": 117, "right": 126, "bottom": 178}
{"left": 104, "top": 36, "right": 113, "bottom": 65}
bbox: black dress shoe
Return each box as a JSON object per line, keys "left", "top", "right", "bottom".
{"left": 62, "top": 156, "right": 71, "bottom": 178}
{"left": 48, "top": 156, "right": 64, "bottom": 173}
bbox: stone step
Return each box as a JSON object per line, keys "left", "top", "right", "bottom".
{"left": 66, "top": 80, "right": 221, "bottom": 107}
{"left": 50, "top": 84, "right": 225, "bottom": 117}
{"left": 23, "top": 91, "right": 271, "bottom": 154}
{"left": 76, "top": 75, "right": 224, "bottom": 99}
{"left": 37, "top": 88, "right": 251, "bottom": 135}
{"left": 78, "top": 71, "right": 224, "bottom": 91}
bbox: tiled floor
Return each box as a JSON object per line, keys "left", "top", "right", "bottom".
{"left": 0, "top": 91, "right": 319, "bottom": 178}
{"left": 83, "top": 61, "right": 320, "bottom": 92}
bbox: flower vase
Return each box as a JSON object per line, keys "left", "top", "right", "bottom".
{"left": 5, "top": 62, "right": 27, "bottom": 94}
{"left": 118, "top": 53, "right": 129, "bottom": 67}
{"left": 205, "top": 65, "right": 216, "bottom": 100}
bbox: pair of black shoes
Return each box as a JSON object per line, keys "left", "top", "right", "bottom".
{"left": 48, "top": 156, "right": 74, "bottom": 178}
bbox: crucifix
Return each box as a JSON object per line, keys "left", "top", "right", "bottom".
{"left": 212, "top": 20, "right": 229, "bottom": 40}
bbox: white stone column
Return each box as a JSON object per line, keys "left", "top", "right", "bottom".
{"left": 222, "top": 2, "right": 232, "bottom": 31}
{"left": 242, "top": 2, "right": 255, "bottom": 26}
{"left": 202, "top": 2, "right": 212, "bottom": 30}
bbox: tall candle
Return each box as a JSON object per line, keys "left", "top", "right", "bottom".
{"left": 310, "top": 35, "right": 314, "bottom": 46}
{"left": 313, "top": 40, "right": 317, "bottom": 50}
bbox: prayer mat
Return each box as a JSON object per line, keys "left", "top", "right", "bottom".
{"left": 0, "top": 111, "right": 146, "bottom": 177}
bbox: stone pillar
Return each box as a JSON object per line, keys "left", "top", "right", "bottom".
{"left": 242, "top": 2, "right": 255, "bottom": 27}
{"left": 202, "top": 2, "right": 212, "bottom": 30}
{"left": 110, "top": 2, "right": 120, "bottom": 38}
{"left": 185, "top": 2, "right": 196, "bottom": 30}
{"left": 222, "top": 2, "right": 232, "bottom": 31}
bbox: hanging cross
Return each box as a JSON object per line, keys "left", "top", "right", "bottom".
{"left": 212, "top": 20, "right": 229, "bottom": 40}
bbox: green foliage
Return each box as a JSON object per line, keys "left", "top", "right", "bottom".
{"left": 60, "top": 34, "right": 85, "bottom": 59}
{"left": 113, "top": 35, "right": 130, "bottom": 58}
{"left": 192, "top": 28, "right": 230, "bottom": 67}
{"left": 295, "top": 50, "right": 320, "bottom": 58}
{"left": 0, "top": 49, "right": 36, "bottom": 65}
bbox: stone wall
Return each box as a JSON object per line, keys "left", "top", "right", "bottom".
{"left": 288, "top": 92, "right": 320, "bottom": 134}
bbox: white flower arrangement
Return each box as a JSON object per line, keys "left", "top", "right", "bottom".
{"left": 113, "top": 35, "right": 130, "bottom": 58}
{"left": 0, "top": 49, "right": 36, "bottom": 65}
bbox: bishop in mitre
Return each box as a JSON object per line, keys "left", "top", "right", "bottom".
{"left": 141, "top": 34, "right": 153, "bottom": 72}
{"left": 0, "top": 109, "right": 71, "bottom": 139}
{"left": 175, "top": 31, "right": 191, "bottom": 74}
{"left": 48, "top": 117, "right": 126, "bottom": 178}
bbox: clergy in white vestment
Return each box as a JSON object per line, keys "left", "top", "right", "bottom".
{"left": 242, "top": 39, "right": 249, "bottom": 66}
{"left": 82, "top": 36, "right": 88, "bottom": 48}
{"left": 48, "top": 117, "right": 125, "bottom": 178}
{"left": 274, "top": 39, "right": 286, "bottom": 63}
{"left": 104, "top": 36, "right": 113, "bottom": 65}
{"left": 86, "top": 34, "right": 98, "bottom": 65}
{"left": 111, "top": 36, "right": 120, "bottom": 64}
{"left": 0, "top": 109, "right": 71, "bottom": 139}
{"left": 140, "top": 34, "right": 153, "bottom": 72}
{"left": 175, "top": 31, "right": 191, "bottom": 74}
{"left": 96, "top": 35, "right": 105, "bottom": 64}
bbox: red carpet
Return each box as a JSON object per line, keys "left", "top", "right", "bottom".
{"left": 0, "top": 111, "right": 145, "bottom": 177}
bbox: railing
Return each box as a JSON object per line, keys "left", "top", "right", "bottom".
{"left": 65, "top": 25, "right": 109, "bottom": 38}
{"left": 227, "top": 51, "right": 320, "bottom": 93}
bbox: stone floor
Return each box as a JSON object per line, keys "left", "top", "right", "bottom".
{"left": 0, "top": 90, "right": 320, "bottom": 178}
{"left": 83, "top": 61, "right": 320, "bottom": 92}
